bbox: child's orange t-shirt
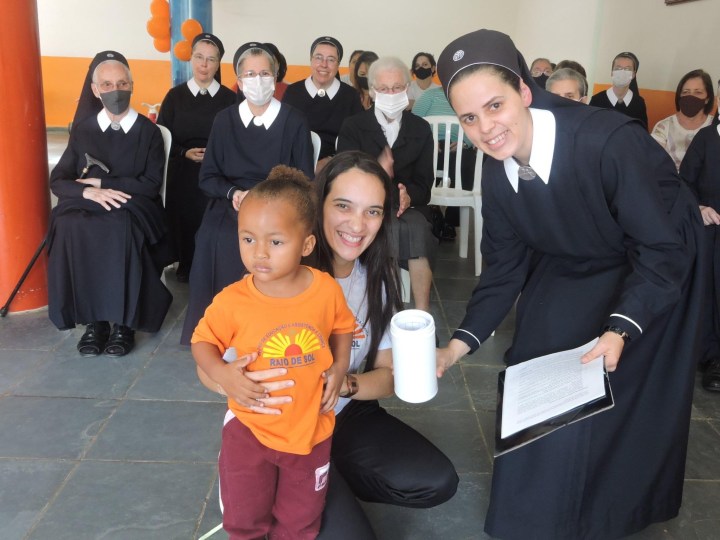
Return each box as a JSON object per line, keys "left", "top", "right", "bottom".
{"left": 192, "top": 267, "right": 355, "bottom": 455}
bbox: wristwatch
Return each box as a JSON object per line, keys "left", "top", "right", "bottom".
{"left": 602, "top": 325, "right": 631, "bottom": 343}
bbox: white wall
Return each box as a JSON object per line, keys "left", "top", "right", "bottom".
{"left": 37, "top": 0, "right": 720, "bottom": 91}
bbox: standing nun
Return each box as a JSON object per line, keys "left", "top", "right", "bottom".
{"left": 157, "top": 33, "right": 236, "bottom": 282}
{"left": 435, "top": 29, "right": 705, "bottom": 539}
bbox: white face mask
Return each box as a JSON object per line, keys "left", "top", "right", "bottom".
{"left": 374, "top": 90, "right": 409, "bottom": 120}
{"left": 242, "top": 75, "right": 275, "bottom": 106}
{"left": 611, "top": 69, "right": 633, "bottom": 88}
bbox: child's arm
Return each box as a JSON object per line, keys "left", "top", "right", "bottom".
{"left": 320, "top": 332, "right": 353, "bottom": 413}
{"left": 192, "top": 341, "right": 279, "bottom": 413}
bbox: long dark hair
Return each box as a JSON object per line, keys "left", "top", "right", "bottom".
{"left": 313, "top": 151, "right": 403, "bottom": 371}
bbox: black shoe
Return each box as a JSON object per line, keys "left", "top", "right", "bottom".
{"left": 702, "top": 358, "right": 720, "bottom": 392}
{"left": 104, "top": 324, "right": 135, "bottom": 357}
{"left": 440, "top": 223, "right": 456, "bottom": 241}
{"left": 77, "top": 322, "right": 111, "bottom": 357}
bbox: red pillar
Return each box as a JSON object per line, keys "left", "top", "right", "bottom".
{"left": 0, "top": 0, "right": 50, "bottom": 313}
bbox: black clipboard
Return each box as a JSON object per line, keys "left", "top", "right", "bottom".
{"left": 494, "top": 368, "right": 614, "bottom": 457}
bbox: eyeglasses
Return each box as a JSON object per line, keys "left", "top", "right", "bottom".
{"left": 239, "top": 70, "right": 274, "bottom": 79}
{"left": 612, "top": 66, "right": 634, "bottom": 72}
{"left": 312, "top": 54, "right": 338, "bottom": 66}
{"left": 531, "top": 68, "right": 552, "bottom": 76}
{"left": 192, "top": 53, "right": 219, "bottom": 65}
{"left": 373, "top": 84, "right": 408, "bottom": 94}
{"left": 96, "top": 80, "right": 131, "bottom": 91}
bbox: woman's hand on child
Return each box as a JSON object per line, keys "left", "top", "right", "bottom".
{"left": 220, "top": 352, "right": 294, "bottom": 414}
{"left": 319, "top": 366, "right": 344, "bottom": 413}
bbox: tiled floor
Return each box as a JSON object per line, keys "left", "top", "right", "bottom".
{"left": 1, "top": 134, "right": 718, "bottom": 539}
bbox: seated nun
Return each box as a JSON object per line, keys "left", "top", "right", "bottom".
{"left": 48, "top": 54, "right": 173, "bottom": 357}
{"left": 338, "top": 56, "right": 437, "bottom": 314}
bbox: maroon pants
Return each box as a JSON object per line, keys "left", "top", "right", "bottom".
{"left": 219, "top": 417, "right": 331, "bottom": 540}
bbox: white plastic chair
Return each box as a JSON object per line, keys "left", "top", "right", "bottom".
{"left": 310, "top": 131, "right": 321, "bottom": 171}
{"left": 156, "top": 124, "right": 172, "bottom": 205}
{"left": 425, "top": 115, "right": 483, "bottom": 276}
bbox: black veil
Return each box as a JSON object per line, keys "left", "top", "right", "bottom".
{"left": 71, "top": 50, "right": 129, "bottom": 131}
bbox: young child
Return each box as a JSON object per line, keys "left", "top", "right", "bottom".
{"left": 192, "top": 166, "right": 354, "bottom": 539}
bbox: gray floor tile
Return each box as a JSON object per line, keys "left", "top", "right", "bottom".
{"left": 383, "top": 408, "right": 492, "bottom": 474}
{"left": 86, "top": 400, "right": 225, "bottom": 462}
{"left": 466, "top": 332, "right": 513, "bottom": 367}
{"left": 361, "top": 472, "right": 491, "bottom": 540}
{"left": 0, "top": 349, "right": 52, "bottom": 395}
{"left": 0, "top": 396, "right": 116, "bottom": 459}
{"left": 197, "top": 475, "right": 226, "bottom": 540}
{"left": 127, "top": 346, "right": 225, "bottom": 402}
{"left": 433, "top": 276, "right": 479, "bottom": 302}
{"left": 462, "top": 364, "right": 501, "bottom": 412}
{"left": 11, "top": 348, "right": 147, "bottom": 399}
{"left": 0, "top": 459, "right": 75, "bottom": 539}
{"left": 0, "top": 311, "right": 69, "bottom": 351}
{"left": 685, "top": 420, "right": 720, "bottom": 480}
{"left": 380, "top": 364, "right": 472, "bottom": 412}
{"left": 690, "top": 374, "right": 720, "bottom": 419}
{"left": 434, "top": 255, "right": 478, "bottom": 279}
{"left": 28, "top": 461, "right": 215, "bottom": 540}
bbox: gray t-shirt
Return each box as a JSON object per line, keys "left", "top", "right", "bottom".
{"left": 334, "top": 260, "right": 392, "bottom": 414}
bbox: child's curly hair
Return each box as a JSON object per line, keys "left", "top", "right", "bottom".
{"left": 245, "top": 165, "right": 317, "bottom": 231}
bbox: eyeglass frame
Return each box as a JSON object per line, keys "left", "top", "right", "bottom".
{"left": 372, "top": 83, "right": 408, "bottom": 95}
{"left": 94, "top": 80, "right": 132, "bottom": 92}
{"left": 192, "top": 53, "right": 220, "bottom": 65}
{"left": 311, "top": 54, "right": 339, "bottom": 66}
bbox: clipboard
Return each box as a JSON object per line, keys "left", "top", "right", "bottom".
{"left": 494, "top": 368, "right": 614, "bottom": 457}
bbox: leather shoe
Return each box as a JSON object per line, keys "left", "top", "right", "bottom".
{"left": 104, "top": 324, "right": 135, "bottom": 357}
{"left": 77, "top": 322, "right": 111, "bottom": 357}
{"left": 702, "top": 358, "right": 720, "bottom": 392}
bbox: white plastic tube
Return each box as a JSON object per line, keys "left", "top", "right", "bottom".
{"left": 390, "top": 310, "right": 438, "bottom": 403}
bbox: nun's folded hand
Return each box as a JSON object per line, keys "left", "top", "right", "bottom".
{"left": 397, "top": 183, "right": 411, "bottom": 217}
{"left": 76, "top": 177, "right": 101, "bottom": 188}
{"left": 232, "top": 189, "right": 248, "bottom": 211}
{"left": 81, "top": 186, "right": 132, "bottom": 211}
{"left": 699, "top": 205, "right": 720, "bottom": 226}
{"left": 185, "top": 147, "right": 205, "bottom": 162}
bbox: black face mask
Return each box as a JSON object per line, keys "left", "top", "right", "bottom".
{"left": 357, "top": 76, "right": 369, "bottom": 90}
{"left": 533, "top": 74, "right": 549, "bottom": 88}
{"left": 678, "top": 95, "right": 705, "bottom": 117}
{"left": 99, "top": 89, "right": 132, "bottom": 115}
{"left": 414, "top": 67, "right": 433, "bottom": 80}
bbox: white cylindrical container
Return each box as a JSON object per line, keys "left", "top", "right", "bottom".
{"left": 390, "top": 309, "right": 438, "bottom": 403}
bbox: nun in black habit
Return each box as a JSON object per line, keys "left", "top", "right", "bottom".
{"left": 680, "top": 114, "right": 720, "bottom": 390}
{"left": 435, "top": 30, "right": 705, "bottom": 539}
{"left": 157, "top": 33, "right": 236, "bottom": 282}
{"left": 180, "top": 42, "right": 314, "bottom": 345}
{"left": 49, "top": 54, "right": 173, "bottom": 356}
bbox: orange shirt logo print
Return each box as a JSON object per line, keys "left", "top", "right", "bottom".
{"left": 351, "top": 322, "right": 365, "bottom": 350}
{"left": 262, "top": 324, "right": 323, "bottom": 367}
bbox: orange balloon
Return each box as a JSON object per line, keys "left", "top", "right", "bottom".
{"left": 146, "top": 16, "right": 170, "bottom": 39}
{"left": 150, "top": 0, "right": 169, "bottom": 18}
{"left": 181, "top": 19, "right": 203, "bottom": 41}
{"left": 154, "top": 37, "right": 171, "bottom": 53}
{"left": 174, "top": 40, "right": 193, "bottom": 62}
